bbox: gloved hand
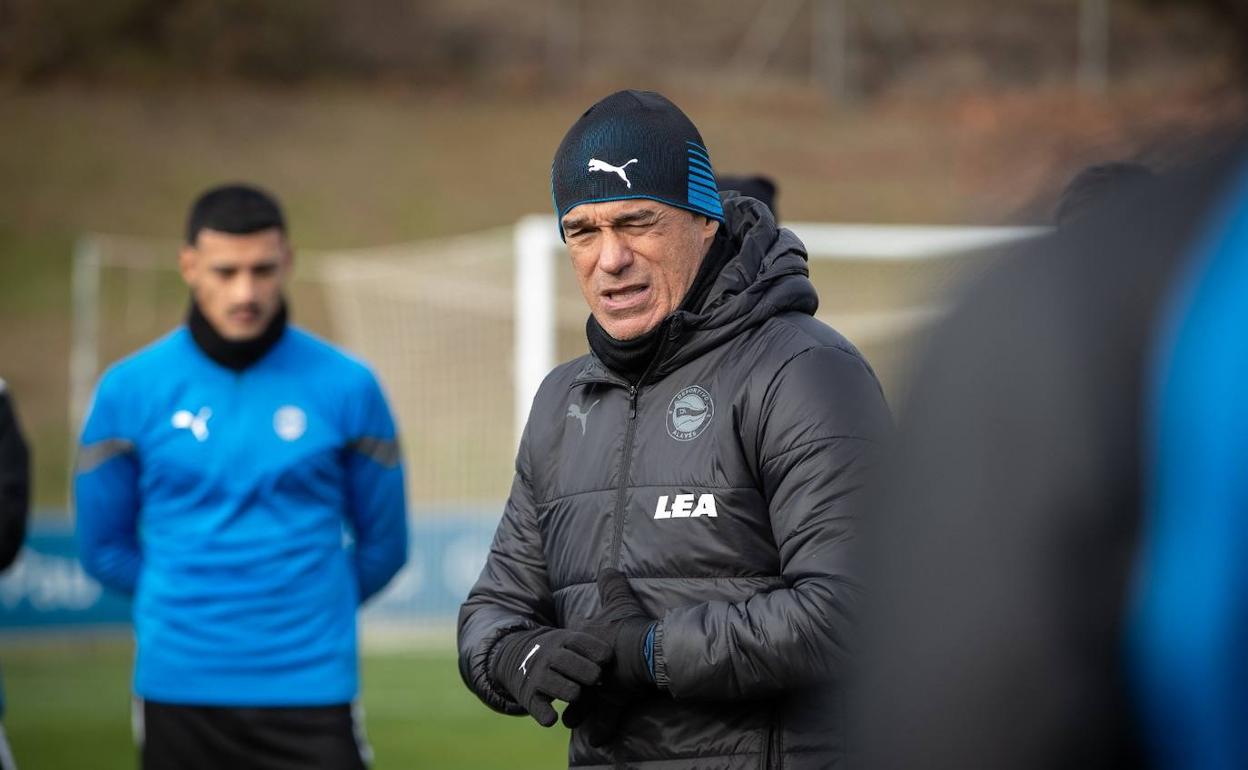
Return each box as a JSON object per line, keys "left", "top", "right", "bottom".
{"left": 562, "top": 569, "right": 657, "bottom": 745}
{"left": 489, "top": 626, "right": 612, "bottom": 727}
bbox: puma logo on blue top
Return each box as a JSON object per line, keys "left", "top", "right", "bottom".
{"left": 171, "top": 407, "right": 212, "bottom": 442}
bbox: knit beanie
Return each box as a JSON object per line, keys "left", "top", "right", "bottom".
{"left": 551, "top": 90, "right": 725, "bottom": 239}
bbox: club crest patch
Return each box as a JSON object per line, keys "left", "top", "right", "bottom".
{"left": 667, "top": 385, "right": 713, "bottom": 441}
{"left": 273, "top": 405, "right": 307, "bottom": 442}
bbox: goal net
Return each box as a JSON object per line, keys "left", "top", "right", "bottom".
{"left": 74, "top": 221, "right": 1041, "bottom": 512}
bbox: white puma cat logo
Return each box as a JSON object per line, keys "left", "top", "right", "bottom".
{"left": 171, "top": 407, "right": 212, "bottom": 442}
{"left": 587, "top": 158, "right": 639, "bottom": 188}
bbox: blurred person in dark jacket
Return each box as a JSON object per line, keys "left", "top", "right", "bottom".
{"left": 1055, "top": 161, "right": 1157, "bottom": 228}
{"left": 458, "top": 90, "right": 890, "bottom": 770}
{"left": 0, "top": 377, "right": 30, "bottom": 770}
{"left": 852, "top": 141, "right": 1246, "bottom": 770}
{"left": 718, "top": 174, "right": 779, "bottom": 221}
{"left": 0, "top": 378, "right": 29, "bottom": 571}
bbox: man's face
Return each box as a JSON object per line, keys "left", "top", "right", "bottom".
{"left": 562, "top": 200, "right": 719, "bottom": 340}
{"left": 179, "top": 227, "right": 291, "bottom": 341}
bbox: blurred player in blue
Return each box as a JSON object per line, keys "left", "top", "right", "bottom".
{"left": 75, "top": 184, "right": 408, "bottom": 770}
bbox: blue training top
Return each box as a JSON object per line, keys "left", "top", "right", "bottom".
{"left": 75, "top": 325, "right": 408, "bottom": 706}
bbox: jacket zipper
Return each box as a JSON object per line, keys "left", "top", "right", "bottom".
{"left": 605, "top": 334, "right": 673, "bottom": 768}
{"left": 761, "top": 711, "right": 782, "bottom": 770}
{"left": 760, "top": 723, "right": 771, "bottom": 770}
{"left": 608, "top": 383, "right": 640, "bottom": 568}
{"left": 607, "top": 334, "right": 669, "bottom": 570}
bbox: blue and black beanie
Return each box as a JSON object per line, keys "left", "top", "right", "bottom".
{"left": 551, "top": 90, "right": 725, "bottom": 240}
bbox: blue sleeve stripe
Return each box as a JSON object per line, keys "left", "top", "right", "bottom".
{"left": 347, "top": 437, "right": 402, "bottom": 468}
{"left": 76, "top": 438, "right": 136, "bottom": 474}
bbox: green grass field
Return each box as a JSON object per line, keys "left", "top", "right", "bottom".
{"left": 2, "top": 638, "right": 568, "bottom": 770}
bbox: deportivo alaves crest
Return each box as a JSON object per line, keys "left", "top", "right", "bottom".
{"left": 667, "top": 385, "right": 713, "bottom": 441}
{"left": 273, "top": 405, "right": 307, "bottom": 442}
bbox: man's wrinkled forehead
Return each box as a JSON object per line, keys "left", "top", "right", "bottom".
{"left": 560, "top": 199, "right": 684, "bottom": 232}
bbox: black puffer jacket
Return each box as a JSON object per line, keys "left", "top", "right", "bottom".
{"left": 459, "top": 195, "right": 890, "bottom": 769}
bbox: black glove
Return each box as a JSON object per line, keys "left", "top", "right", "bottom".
{"left": 562, "top": 569, "right": 656, "bottom": 745}
{"left": 490, "top": 626, "right": 612, "bottom": 727}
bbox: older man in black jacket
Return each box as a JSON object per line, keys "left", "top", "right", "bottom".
{"left": 458, "top": 90, "right": 890, "bottom": 770}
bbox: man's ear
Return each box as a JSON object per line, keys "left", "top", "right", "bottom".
{"left": 178, "top": 244, "right": 197, "bottom": 286}
{"left": 700, "top": 215, "right": 720, "bottom": 245}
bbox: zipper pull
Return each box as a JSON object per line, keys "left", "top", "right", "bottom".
{"left": 628, "top": 386, "right": 638, "bottom": 419}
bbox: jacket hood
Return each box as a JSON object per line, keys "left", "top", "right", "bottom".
{"left": 575, "top": 193, "right": 819, "bottom": 384}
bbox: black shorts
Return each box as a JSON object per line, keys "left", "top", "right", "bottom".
{"left": 136, "top": 699, "right": 370, "bottom": 770}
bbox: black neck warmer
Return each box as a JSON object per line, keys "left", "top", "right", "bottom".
{"left": 188, "top": 299, "right": 288, "bottom": 372}
{"left": 587, "top": 226, "right": 733, "bottom": 384}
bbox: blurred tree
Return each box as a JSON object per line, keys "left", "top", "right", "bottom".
{"left": 0, "top": 0, "right": 1236, "bottom": 92}
{"left": 157, "top": 0, "right": 335, "bottom": 81}
{"left": 0, "top": 0, "right": 148, "bottom": 81}
{"left": 1140, "top": 0, "right": 1248, "bottom": 79}
{"left": 0, "top": 0, "right": 339, "bottom": 82}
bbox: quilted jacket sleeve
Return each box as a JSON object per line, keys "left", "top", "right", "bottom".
{"left": 656, "top": 344, "right": 890, "bottom": 699}
{"left": 457, "top": 420, "right": 556, "bottom": 715}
